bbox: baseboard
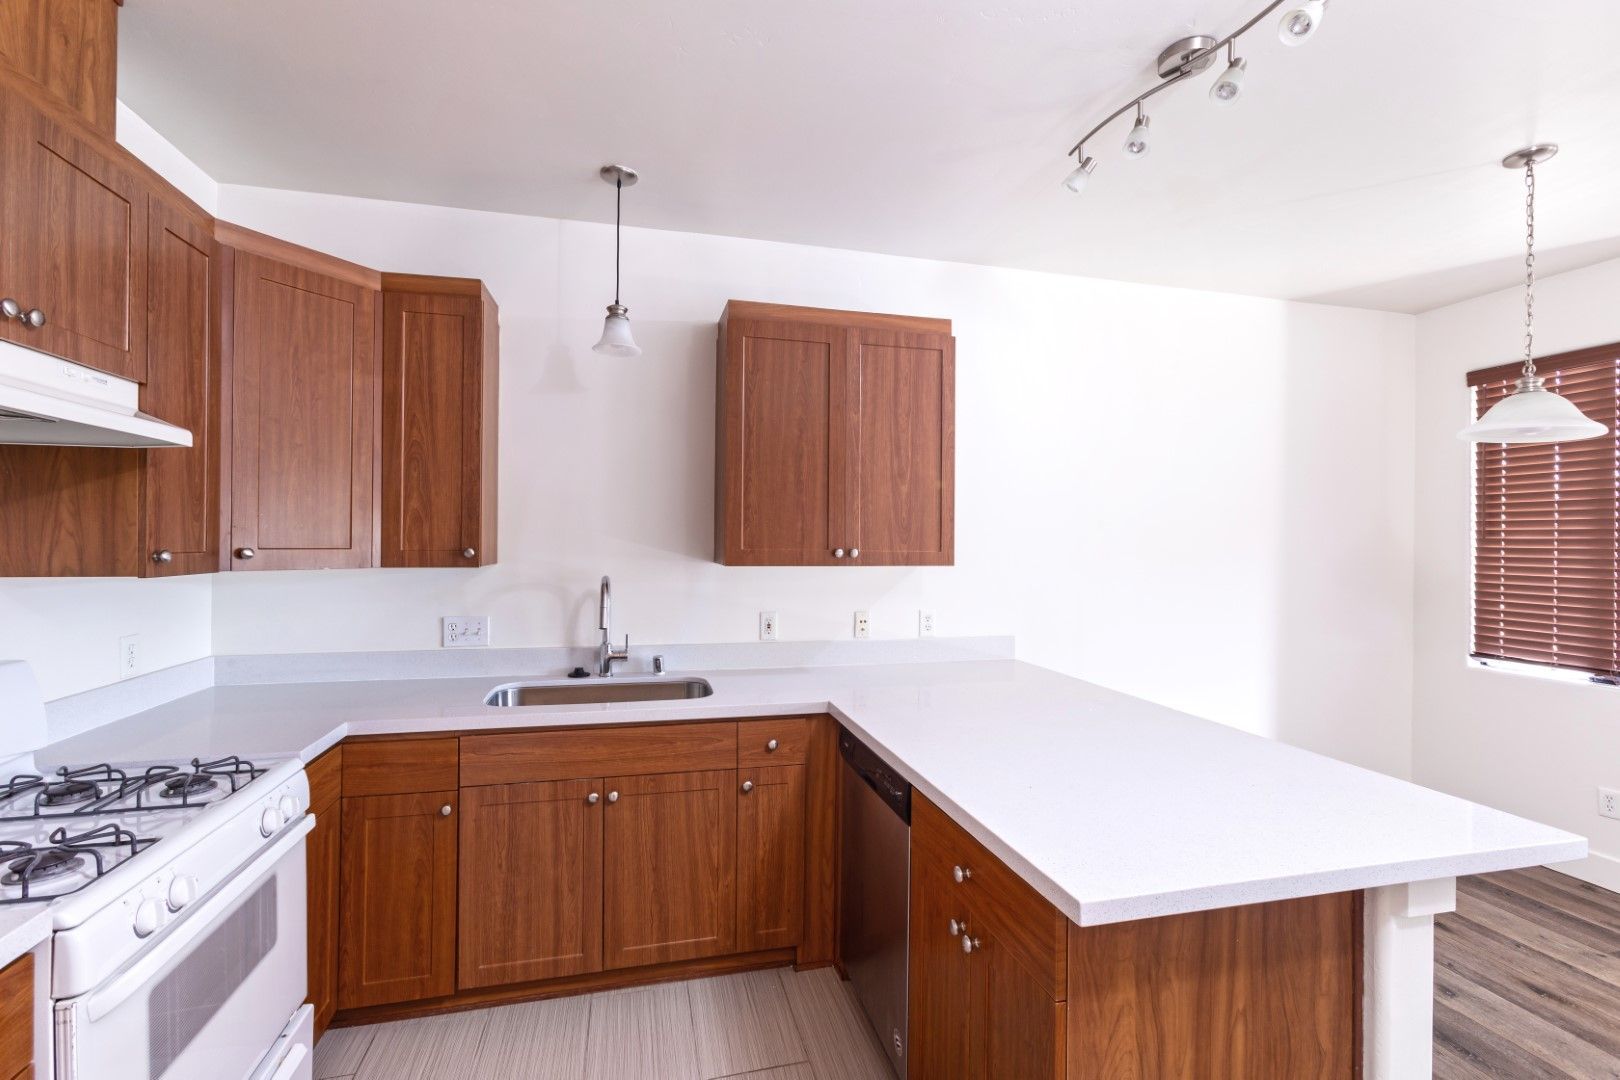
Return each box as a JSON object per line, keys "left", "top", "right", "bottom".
{"left": 1545, "top": 850, "right": 1620, "bottom": 894}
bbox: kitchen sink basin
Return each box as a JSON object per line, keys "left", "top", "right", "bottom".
{"left": 483, "top": 677, "right": 714, "bottom": 707}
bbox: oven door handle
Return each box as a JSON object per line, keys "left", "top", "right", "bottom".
{"left": 264, "top": 1043, "right": 307, "bottom": 1080}
{"left": 84, "top": 816, "right": 314, "bottom": 1023}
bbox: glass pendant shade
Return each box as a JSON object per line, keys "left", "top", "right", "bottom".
{"left": 1458, "top": 376, "right": 1609, "bottom": 444}
{"left": 592, "top": 303, "right": 641, "bottom": 358}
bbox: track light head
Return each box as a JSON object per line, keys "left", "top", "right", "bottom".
{"left": 1063, "top": 156, "right": 1098, "bottom": 194}
{"left": 1123, "top": 114, "right": 1151, "bottom": 158}
{"left": 1278, "top": 0, "right": 1326, "bottom": 46}
{"left": 1209, "top": 57, "right": 1247, "bottom": 104}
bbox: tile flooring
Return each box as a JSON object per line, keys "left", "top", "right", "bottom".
{"left": 313, "top": 966, "right": 895, "bottom": 1080}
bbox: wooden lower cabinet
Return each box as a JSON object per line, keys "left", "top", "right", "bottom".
{"left": 338, "top": 790, "right": 457, "bottom": 1009}
{"left": 458, "top": 779, "right": 603, "bottom": 988}
{"left": 603, "top": 768, "right": 738, "bottom": 969}
{"left": 737, "top": 763, "right": 805, "bottom": 951}
{"left": 304, "top": 748, "right": 341, "bottom": 1037}
{"left": 908, "top": 860, "right": 974, "bottom": 1078}
{"left": 0, "top": 952, "right": 32, "bottom": 1080}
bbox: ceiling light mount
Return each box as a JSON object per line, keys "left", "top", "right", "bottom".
{"left": 598, "top": 164, "right": 639, "bottom": 188}
{"left": 1156, "top": 36, "right": 1220, "bottom": 78}
{"left": 1501, "top": 144, "right": 1558, "bottom": 170}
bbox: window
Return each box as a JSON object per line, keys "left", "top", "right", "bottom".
{"left": 1468, "top": 344, "right": 1620, "bottom": 682}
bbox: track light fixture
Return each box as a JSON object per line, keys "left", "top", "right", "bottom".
{"left": 1062, "top": 0, "right": 1332, "bottom": 194}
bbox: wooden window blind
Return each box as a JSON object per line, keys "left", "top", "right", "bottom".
{"left": 1468, "top": 343, "right": 1620, "bottom": 682}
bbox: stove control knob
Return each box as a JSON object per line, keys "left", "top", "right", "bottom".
{"left": 167, "top": 875, "right": 197, "bottom": 913}
{"left": 134, "top": 898, "right": 163, "bottom": 938}
{"left": 278, "top": 795, "right": 300, "bottom": 821}
{"left": 260, "top": 806, "right": 283, "bottom": 838}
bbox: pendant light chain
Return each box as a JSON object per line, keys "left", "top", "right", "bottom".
{"left": 614, "top": 175, "right": 623, "bottom": 307}
{"left": 1523, "top": 160, "right": 1536, "bottom": 378}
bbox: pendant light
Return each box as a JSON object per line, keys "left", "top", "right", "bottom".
{"left": 1459, "top": 146, "right": 1608, "bottom": 445}
{"left": 592, "top": 164, "right": 642, "bottom": 358}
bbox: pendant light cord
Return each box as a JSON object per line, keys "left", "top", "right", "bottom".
{"left": 1523, "top": 160, "right": 1536, "bottom": 378}
{"left": 614, "top": 175, "right": 623, "bottom": 307}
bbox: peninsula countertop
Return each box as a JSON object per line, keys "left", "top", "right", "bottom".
{"left": 42, "top": 659, "right": 1585, "bottom": 927}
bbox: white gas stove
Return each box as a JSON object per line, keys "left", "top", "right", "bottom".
{"left": 0, "top": 661, "right": 314, "bottom": 1080}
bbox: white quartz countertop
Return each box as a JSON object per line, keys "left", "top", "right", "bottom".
{"left": 0, "top": 905, "right": 52, "bottom": 967}
{"left": 43, "top": 660, "right": 1585, "bottom": 926}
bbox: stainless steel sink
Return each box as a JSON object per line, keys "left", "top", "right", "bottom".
{"left": 483, "top": 677, "right": 714, "bottom": 707}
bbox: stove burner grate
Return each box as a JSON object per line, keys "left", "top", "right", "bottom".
{"left": 3, "top": 848, "right": 84, "bottom": 885}
{"left": 159, "top": 773, "right": 219, "bottom": 799}
{"left": 0, "top": 822, "right": 156, "bottom": 903}
{"left": 39, "top": 778, "right": 101, "bottom": 807}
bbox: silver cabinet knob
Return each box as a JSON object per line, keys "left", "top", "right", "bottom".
{"left": 151, "top": 549, "right": 173, "bottom": 564}
{"left": 439, "top": 804, "right": 452, "bottom": 817}
{"left": 961, "top": 934, "right": 980, "bottom": 954}
{"left": 0, "top": 298, "right": 18, "bottom": 321}
{"left": 766, "top": 738, "right": 779, "bottom": 752}
{"left": 461, "top": 547, "right": 476, "bottom": 559}
{"left": 23, "top": 308, "right": 44, "bottom": 328}
{"left": 953, "top": 865, "right": 971, "bottom": 884}
{"left": 833, "top": 548, "right": 846, "bottom": 558}
{"left": 850, "top": 548, "right": 860, "bottom": 558}
{"left": 235, "top": 547, "right": 256, "bottom": 560}
{"left": 948, "top": 918, "right": 963, "bottom": 937}
{"left": 607, "top": 791, "right": 619, "bottom": 803}
{"left": 587, "top": 792, "right": 600, "bottom": 805}
{"left": 741, "top": 780, "right": 754, "bottom": 793}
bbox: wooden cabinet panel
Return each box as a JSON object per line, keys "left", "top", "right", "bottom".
{"left": 0, "top": 0, "right": 117, "bottom": 134}
{"left": 460, "top": 723, "right": 737, "bottom": 787}
{"left": 229, "top": 250, "right": 377, "bottom": 570}
{"left": 0, "top": 952, "right": 32, "bottom": 1079}
{"left": 852, "top": 329, "right": 954, "bottom": 565}
{"left": 0, "top": 93, "right": 147, "bottom": 379}
{"left": 737, "top": 717, "right": 809, "bottom": 767}
{"left": 602, "top": 769, "right": 737, "bottom": 969}
{"left": 737, "top": 764, "right": 804, "bottom": 952}
{"left": 714, "top": 315, "right": 850, "bottom": 565}
{"left": 458, "top": 779, "right": 603, "bottom": 988}
{"left": 338, "top": 790, "right": 457, "bottom": 1008}
{"left": 141, "top": 192, "right": 223, "bottom": 576}
{"left": 306, "top": 777, "right": 341, "bottom": 1037}
{"left": 908, "top": 859, "right": 973, "bottom": 1079}
{"left": 342, "top": 737, "right": 459, "bottom": 797}
{"left": 0, "top": 446, "right": 139, "bottom": 576}
{"left": 970, "top": 924, "right": 1066, "bottom": 1080}
{"left": 380, "top": 280, "right": 498, "bottom": 568}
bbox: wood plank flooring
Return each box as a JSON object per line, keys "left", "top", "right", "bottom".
{"left": 1436, "top": 867, "right": 1620, "bottom": 1079}
{"left": 314, "top": 966, "right": 894, "bottom": 1080}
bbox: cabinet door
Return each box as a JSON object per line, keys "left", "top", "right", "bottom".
{"left": 603, "top": 769, "right": 737, "bottom": 969}
{"left": 338, "top": 790, "right": 456, "bottom": 1008}
{"left": 0, "top": 0, "right": 118, "bottom": 134}
{"left": 141, "top": 193, "right": 222, "bottom": 576}
{"left": 230, "top": 251, "right": 378, "bottom": 570}
{"left": 0, "top": 952, "right": 32, "bottom": 1080}
{"left": 851, "top": 328, "right": 954, "bottom": 565}
{"left": 737, "top": 764, "right": 805, "bottom": 952}
{"left": 458, "top": 779, "right": 603, "bottom": 989}
{"left": 0, "top": 94, "right": 147, "bottom": 379}
{"left": 908, "top": 860, "right": 972, "bottom": 1078}
{"left": 968, "top": 920, "right": 1066, "bottom": 1080}
{"left": 715, "top": 318, "right": 852, "bottom": 565}
{"left": 380, "top": 287, "right": 497, "bottom": 567}
{"left": 306, "top": 795, "right": 340, "bottom": 1035}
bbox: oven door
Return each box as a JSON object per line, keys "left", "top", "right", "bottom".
{"left": 54, "top": 817, "right": 314, "bottom": 1080}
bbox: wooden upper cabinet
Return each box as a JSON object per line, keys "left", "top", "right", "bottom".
{"left": 458, "top": 779, "right": 603, "bottom": 989}
{"left": 228, "top": 249, "right": 379, "bottom": 570}
{"left": 141, "top": 191, "right": 223, "bottom": 577}
{"left": 338, "top": 789, "right": 457, "bottom": 1009}
{"left": 0, "top": 88, "right": 148, "bottom": 380}
{"left": 602, "top": 769, "right": 738, "bottom": 970}
{"left": 714, "top": 301, "right": 954, "bottom": 566}
{"left": 0, "top": 0, "right": 119, "bottom": 134}
{"left": 380, "top": 276, "right": 499, "bottom": 568}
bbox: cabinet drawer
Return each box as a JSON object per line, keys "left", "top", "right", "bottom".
{"left": 460, "top": 722, "right": 738, "bottom": 786}
{"left": 342, "top": 737, "right": 459, "bottom": 796}
{"left": 737, "top": 717, "right": 809, "bottom": 766}
{"left": 912, "top": 794, "right": 1067, "bottom": 1000}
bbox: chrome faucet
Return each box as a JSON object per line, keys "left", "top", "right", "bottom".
{"left": 597, "top": 575, "right": 630, "bottom": 677}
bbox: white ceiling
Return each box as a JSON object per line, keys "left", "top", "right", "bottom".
{"left": 117, "top": 0, "right": 1620, "bottom": 314}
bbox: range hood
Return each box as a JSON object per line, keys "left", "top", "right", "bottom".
{"left": 0, "top": 339, "right": 192, "bottom": 448}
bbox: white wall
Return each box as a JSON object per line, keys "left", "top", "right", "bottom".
{"left": 1414, "top": 256, "right": 1620, "bottom": 889}
{"left": 203, "top": 183, "right": 1417, "bottom": 776}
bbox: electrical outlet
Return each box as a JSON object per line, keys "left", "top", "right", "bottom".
{"left": 918, "top": 610, "right": 936, "bottom": 638}
{"left": 1599, "top": 787, "right": 1620, "bottom": 821}
{"left": 854, "top": 610, "right": 871, "bottom": 639}
{"left": 117, "top": 634, "right": 140, "bottom": 680}
{"left": 442, "top": 615, "right": 489, "bottom": 648}
{"left": 759, "top": 612, "right": 779, "bottom": 642}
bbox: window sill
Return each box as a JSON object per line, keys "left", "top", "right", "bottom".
{"left": 1470, "top": 656, "right": 1620, "bottom": 690}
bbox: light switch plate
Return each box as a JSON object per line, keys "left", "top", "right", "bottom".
{"left": 118, "top": 634, "right": 140, "bottom": 680}
{"left": 442, "top": 615, "right": 489, "bottom": 648}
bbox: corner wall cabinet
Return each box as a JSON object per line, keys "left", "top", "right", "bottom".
{"left": 714, "top": 301, "right": 955, "bottom": 566}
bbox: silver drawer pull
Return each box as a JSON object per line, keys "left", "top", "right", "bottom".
{"left": 741, "top": 780, "right": 754, "bottom": 793}
{"left": 766, "top": 738, "right": 779, "bottom": 752}
{"left": 587, "top": 792, "right": 600, "bottom": 805}
{"left": 953, "top": 865, "right": 971, "bottom": 884}
{"left": 439, "top": 804, "right": 452, "bottom": 817}
{"left": 607, "top": 791, "right": 619, "bottom": 803}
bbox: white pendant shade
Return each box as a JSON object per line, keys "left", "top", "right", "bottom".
{"left": 592, "top": 304, "right": 641, "bottom": 358}
{"left": 1458, "top": 378, "right": 1609, "bottom": 444}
